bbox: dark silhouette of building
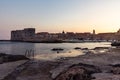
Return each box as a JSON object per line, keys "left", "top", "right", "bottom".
{"left": 11, "top": 28, "right": 35, "bottom": 41}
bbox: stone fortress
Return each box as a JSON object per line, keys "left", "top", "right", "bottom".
{"left": 11, "top": 28, "right": 35, "bottom": 41}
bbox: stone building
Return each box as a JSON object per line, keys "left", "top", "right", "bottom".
{"left": 11, "top": 28, "right": 35, "bottom": 41}
{"left": 11, "top": 30, "right": 23, "bottom": 41}
{"left": 75, "top": 32, "right": 92, "bottom": 40}
{"left": 95, "top": 33, "right": 115, "bottom": 41}
{"left": 35, "top": 32, "right": 59, "bottom": 41}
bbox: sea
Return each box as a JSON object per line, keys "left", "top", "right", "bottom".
{"left": 0, "top": 41, "right": 111, "bottom": 60}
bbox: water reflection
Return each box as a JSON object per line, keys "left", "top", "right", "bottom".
{"left": 0, "top": 41, "right": 111, "bottom": 60}
{"left": 11, "top": 43, "right": 35, "bottom": 55}
{"left": 35, "top": 49, "right": 85, "bottom": 60}
{"left": 0, "top": 42, "right": 35, "bottom": 55}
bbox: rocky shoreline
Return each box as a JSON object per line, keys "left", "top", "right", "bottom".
{"left": 1, "top": 47, "right": 120, "bottom": 80}
{"left": 51, "top": 47, "right": 120, "bottom": 80}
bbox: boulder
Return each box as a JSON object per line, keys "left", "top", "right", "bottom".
{"left": 55, "top": 63, "right": 101, "bottom": 80}
{"left": 110, "top": 64, "right": 120, "bottom": 74}
{"left": 51, "top": 48, "right": 64, "bottom": 51}
{"left": 74, "top": 47, "right": 81, "bottom": 50}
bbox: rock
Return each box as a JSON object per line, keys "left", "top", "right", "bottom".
{"left": 110, "top": 64, "right": 120, "bottom": 74}
{"left": 111, "top": 64, "right": 120, "bottom": 67}
{"left": 0, "top": 53, "right": 29, "bottom": 63}
{"left": 55, "top": 63, "right": 101, "bottom": 80}
{"left": 74, "top": 63, "right": 101, "bottom": 73}
{"left": 0, "top": 53, "right": 7, "bottom": 57}
{"left": 93, "top": 47, "right": 109, "bottom": 50}
{"left": 3, "top": 55, "right": 29, "bottom": 62}
{"left": 111, "top": 42, "right": 120, "bottom": 46}
{"left": 74, "top": 47, "right": 81, "bottom": 50}
{"left": 111, "top": 67, "right": 120, "bottom": 74}
{"left": 81, "top": 48, "right": 88, "bottom": 50}
{"left": 51, "top": 48, "right": 64, "bottom": 51}
{"left": 83, "top": 50, "right": 93, "bottom": 55}
{"left": 55, "top": 67, "right": 90, "bottom": 80}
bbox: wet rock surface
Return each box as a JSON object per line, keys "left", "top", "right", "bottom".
{"left": 74, "top": 47, "right": 81, "bottom": 50}
{"left": 93, "top": 47, "right": 109, "bottom": 50}
{"left": 55, "top": 63, "right": 101, "bottom": 80}
{"left": 0, "top": 60, "right": 28, "bottom": 80}
{"left": 0, "top": 53, "right": 29, "bottom": 63}
{"left": 51, "top": 48, "right": 64, "bottom": 51}
{"left": 15, "top": 60, "right": 62, "bottom": 80}
{"left": 110, "top": 64, "right": 120, "bottom": 74}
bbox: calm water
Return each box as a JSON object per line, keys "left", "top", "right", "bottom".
{"left": 0, "top": 41, "right": 111, "bottom": 60}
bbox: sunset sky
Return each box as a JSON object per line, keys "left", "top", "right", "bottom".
{"left": 0, "top": 0, "right": 120, "bottom": 39}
